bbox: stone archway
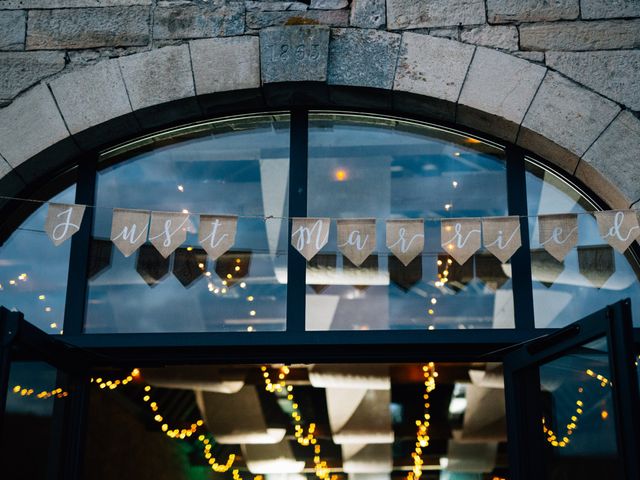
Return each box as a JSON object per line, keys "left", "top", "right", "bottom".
{"left": 0, "top": 26, "right": 638, "bottom": 210}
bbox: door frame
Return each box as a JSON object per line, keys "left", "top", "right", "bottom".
{"left": 503, "top": 298, "right": 640, "bottom": 480}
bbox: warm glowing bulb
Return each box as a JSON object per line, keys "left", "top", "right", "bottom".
{"left": 334, "top": 169, "right": 348, "bottom": 181}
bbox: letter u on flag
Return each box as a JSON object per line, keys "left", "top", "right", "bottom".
{"left": 538, "top": 214, "right": 578, "bottom": 262}
{"left": 110, "top": 208, "right": 150, "bottom": 257}
{"left": 482, "top": 216, "right": 521, "bottom": 263}
{"left": 45, "top": 203, "right": 86, "bottom": 246}
{"left": 337, "top": 219, "right": 376, "bottom": 266}
{"left": 386, "top": 219, "right": 424, "bottom": 266}
{"left": 198, "top": 215, "right": 237, "bottom": 260}
{"left": 291, "top": 217, "right": 330, "bottom": 261}
{"left": 594, "top": 210, "right": 640, "bottom": 253}
{"left": 441, "top": 218, "right": 481, "bottom": 265}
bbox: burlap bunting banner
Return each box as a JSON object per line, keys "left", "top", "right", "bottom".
{"left": 482, "top": 216, "right": 521, "bottom": 263}
{"left": 198, "top": 215, "right": 238, "bottom": 260}
{"left": 441, "top": 218, "right": 481, "bottom": 265}
{"left": 337, "top": 219, "right": 376, "bottom": 267}
{"left": 149, "top": 211, "right": 190, "bottom": 258}
{"left": 110, "top": 208, "right": 150, "bottom": 257}
{"left": 538, "top": 214, "right": 578, "bottom": 262}
{"left": 386, "top": 219, "right": 424, "bottom": 266}
{"left": 44, "top": 203, "right": 86, "bottom": 246}
{"left": 594, "top": 210, "right": 640, "bottom": 253}
{"left": 291, "top": 217, "right": 330, "bottom": 261}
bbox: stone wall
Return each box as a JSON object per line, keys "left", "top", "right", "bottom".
{"left": 0, "top": 0, "right": 639, "bottom": 208}
{"left": 1, "top": 0, "right": 639, "bottom": 110}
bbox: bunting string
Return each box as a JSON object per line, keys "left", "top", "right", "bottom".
{"left": 1, "top": 194, "right": 639, "bottom": 266}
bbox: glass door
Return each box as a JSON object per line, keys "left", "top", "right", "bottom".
{"left": 503, "top": 299, "right": 640, "bottom": 480}
{"left": 0, "top": 307, "right": 88, "bottom": 480}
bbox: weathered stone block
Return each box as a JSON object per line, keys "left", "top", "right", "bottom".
{"left": 119, "top": 45, "right": 195, "bottom": 110}
{"left": 458, "top": 48, "right": 546, "bottom": 141}
{"left": 487, "top": 0, "right": 578, "bottom": 23}
{"left": 260, "top": 26, "right": 330, "bottom": 83}
{"left": 394, "top": 33, "right": 475, "bottom": 105}
{"left": 246, "top": 9, "right": 349, "bottom": 29}
{"left": 387, "top": 0, "right": 485, "bottom": 30}
{"left": 518, "top": 72, "right": 620, "bottom": 173}
{"left": 0, "top": 10, "right": 25, "bottom": 50}
{"left": 460, "top": 25, "right": 518, "bottom": 51}
{"left": 26, "top": 7, "right": 150, "bottom": 50}
{"left": 154, "top": 3, "right": 244, "bottom": 40}
{"left": 245, "top": 2, "right": 308, "bottom": 12}
{"left": 350, "top": 0, "right": 385, "bottom": 28}
{"left": 48, "top": 59, "right": 132, "bottom": 135}
{"left": 310, "top": 0, "right": 348, "bottom": 9}
{"left": 579, "top": 111, "right": 640, "bottom": 206}
{"left": 328, "top": 28, "right": 400, "bottom": 89}
{"left": 520, "top": 20, "right": 640, "bottom": 51}
{"left": 0, "top": 0, "right": 151, "bottom": 7}
{"left": 0, "top": 52, "right": 66, "bottom": 104}
{"left": 190, "top": 36, "right": 260, "bottom": 95}
{"left": 0, "top": 84, "right": 71, "bottom": 168}
{"left": 546, "top": 50, "right": 640, "bottom": 111}
{"left": 581, "top": 0, "right": 640, "bottom": 19}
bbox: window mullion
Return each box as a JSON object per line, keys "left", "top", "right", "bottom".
{"left": 286, "top": 109, "right": 309, "bottom": 333}
{"left": 506, "top": 145, "right": 535, "bottom": 330}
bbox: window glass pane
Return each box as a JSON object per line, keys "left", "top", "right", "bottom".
{"left": 85, "top": 114, "right": 290, "bottom": 333}
{"left": 538, "top": 337, "right": 621, "bottom": 478}
{"left": 1, "top": 361, "right": 66, "bottom": 480}
{"left": 306, "top": 113, "right": 513, "bottom": 330}
{"left": 526, "top": 161, "right": 640, "bottom": 328}
{"left": 0, "top": 186, "right": 76, "bottom": 333}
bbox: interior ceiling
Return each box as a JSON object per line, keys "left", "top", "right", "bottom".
{"left": 108, "top": 363, "right": 509, "bottom": 479}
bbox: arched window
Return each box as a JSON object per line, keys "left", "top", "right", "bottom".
{"left": 1, "top": 111, "right": 639, "bottom": 335}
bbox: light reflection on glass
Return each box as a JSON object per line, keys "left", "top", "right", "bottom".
{"left": 85, "top": 114, "right": 290, "bottom": 333}
{"left": 305, "top": 113, "right": 513, "bottom": 330}
{"left": 526, "top": 161, "right": 640, "bottom": 328}
{"left": 0, "top": 186, "right": 76, "bottom": 333}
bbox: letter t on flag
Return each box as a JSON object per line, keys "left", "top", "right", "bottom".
{"left": 291, "top": 218, "right": 330, "bottom": 261}
{"left": 198, "top": 215, "right": 238, "bottom": 260}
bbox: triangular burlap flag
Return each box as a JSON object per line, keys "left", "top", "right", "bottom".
{"left": 386, "top": 219, "right": 424, "bottom": 266}
{"left": 441, "top": 218, "right": 481, "bottom": 265}
{"left": 337, "top": 219, "right": 376, "bottom": 267}
{"left": 44, "top": 203, "right": 86, "bottom": 246}
{"left": 110, "top": 208, "right": 150, "bottom": 257}
{"left": 198, "top": 215, "right": 237, "bottom": 260}
{"left": 482, "top": 216, "right": 521, "bottom": 263}
{"left": 291, "top": 217, "right": 330, "bottom": 261}
{"left": 148, "top": 211, "right": 190, "bottom": 258}
{"left": 538, "top": 214, "right": 578, "bottom": 262}
{"left": 594, "top": 210, "right": 640, "bottom": 253}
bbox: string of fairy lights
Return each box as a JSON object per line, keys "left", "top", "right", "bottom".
{"left": 261, "top": 365, "right": 331, "bottom": 480}
{"left": 408, "top": 363, "right": 438, "bottom": 480}
{"left": 9, "top": 359, "right": 640, "bottom": 475}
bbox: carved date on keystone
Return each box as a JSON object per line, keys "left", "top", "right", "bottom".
{"left": 266, "top": 43, "right": 321, "bottom": 62}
